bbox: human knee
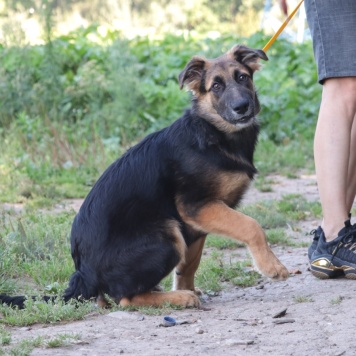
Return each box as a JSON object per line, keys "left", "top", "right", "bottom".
{"left": 323, "top": 77, "right": 356, "bottom": 114}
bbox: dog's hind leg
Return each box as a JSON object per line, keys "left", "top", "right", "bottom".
{"left": 181, "top": 201, "right": 289, "bottom": 280}
{"left": 119, "top": 290, "right": 200, "bottom": 308}
{"left": 173, "top": 235, "right": 206, "bottom": 294}
{"left": 96, "top": 293, "right": 109, "bottom": 308}
{"left": 95, "top": 221, "right": 190, "bottom": 305}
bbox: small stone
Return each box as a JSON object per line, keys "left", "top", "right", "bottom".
{"left": 273, "top": 308, "right": 288, "bottom": 318}
{"left": 289, "top": 269, "right": 302, "bottom": 274}
{"left": 273, "top": 318, "right": 295, "bottom": 324}
{"left": 19, "top": 327, "right": 31, "bottom": 331}
{"left": 107, "top": 311, "right": 143, "bottom": 320}
{"left": 195, "top": 327, "right": 204, "bottom": 334}
{"left": 224, "top": 339, "right": 254, "bottom": 346}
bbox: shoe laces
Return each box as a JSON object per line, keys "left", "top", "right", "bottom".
{"left": 331, "top": 224, "right": 356, "bottom": 258}
{"left": 310, "top": 229, "right": 320, "bottom": 239}
{"left": 309, "top": 228, "right": 321, "bottom": 242}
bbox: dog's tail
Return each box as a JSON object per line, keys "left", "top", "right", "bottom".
{"left": 0, "top": 270, "right": 97, "bottom": 309}
{"left": 62, "top": 269, "right": 97, "bottom": 302}
{"left": 0, "top": 294, "right": 55, "bottom": 309}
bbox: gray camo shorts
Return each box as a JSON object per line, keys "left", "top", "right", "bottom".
{"left": 305, "top": 0, "right": 356, "bottom": 84}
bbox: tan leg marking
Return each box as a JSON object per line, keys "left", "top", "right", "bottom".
{"left": 167, "top": 220, "right": 186, "bottom": 264}
{"left": 181, "top": 201, "right": 289, "bottom": 280}
{"left": 174, "top": 236, "right": 206, "bottom": 294}
{"left": 119, "top": 291, "right": 200, "bottom": 308}
{"left": 96, "top": 294, "right": 109, "bottom": 308}
{"left": 217, "top": 172, "right": 250, "bottom": 204}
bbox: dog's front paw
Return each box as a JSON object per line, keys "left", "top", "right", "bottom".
{"left": 263, "top": 261, "right": 289, "bottom": 281}
{"left": 253, "top": 248, "right": 289, "bottom": 281}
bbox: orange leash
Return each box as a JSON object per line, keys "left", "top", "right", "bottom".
{"left": 262, "top": 0, "right": 305, "bottom": 52}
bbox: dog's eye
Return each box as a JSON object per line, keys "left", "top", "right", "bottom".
{"left": 212, "top": 82, "right": 221, "bottom": 91}
{"left": 238, "top": 74, "right": 248, "bottom": 82}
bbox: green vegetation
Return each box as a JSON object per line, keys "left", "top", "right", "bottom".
{"left": 0, "top": 27, "right": 319, "bottom": 207}
{"left": 0, "top": 297, "right": 96, "bottom": 326}
{"left": 330, "top": 296, "right": 343, "bottom": 305}
{"left": 0, "top": 209, "right": 75, "bottom": 288}
{"left": 242, "top": 194, "right": 321, "bottom": 230}
{"left": 0, "top": 333, "right": 81, "bottom": 356}
{"left": 0, "top": 326, "right": 11, "bottom": 345}
{"left": 293, "top": 296, "right": 314, "bottom": 303}
{"left": 195, "top": 251, "right": 260, "bottom": 292}
{"left": 205, "top": 235, "right": 243, "bottom": 250}
{"left": 119, "top": 302, "right": 184, "bottom": 316}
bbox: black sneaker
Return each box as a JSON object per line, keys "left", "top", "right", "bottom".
{"left": 310, "top": 219, "right": 356, "bottom": 279}
{"left": 308, "top": 226, "right": 322, "bottom": 261}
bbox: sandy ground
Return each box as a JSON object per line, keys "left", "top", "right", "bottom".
{"left": 2, "top": 174, "right": 356, "bottom": 356}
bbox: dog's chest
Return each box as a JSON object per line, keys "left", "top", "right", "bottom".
{"left": 215, "top": 171, "right": 251, "bottom": 207}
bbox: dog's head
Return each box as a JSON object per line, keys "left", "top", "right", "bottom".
{"left": 179, "top": 45, "right": 268, "bottom": 133}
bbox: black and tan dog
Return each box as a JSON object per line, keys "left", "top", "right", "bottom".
{"left": 0, "top": 45, "right": 289, "bottom": 309}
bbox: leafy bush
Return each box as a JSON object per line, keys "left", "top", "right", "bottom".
{"left": 0, "top": 29, "right": 320, "bottom": 141}
{"left": 253, "top": 37, "right": 320, "bottom": 143}
{"left": 0, "top": 28, "right": 320, "bottom": 203}
{"left": 0, "top": 26, "right": 146, "bottom": 142}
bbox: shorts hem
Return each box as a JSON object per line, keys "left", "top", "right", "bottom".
{"left": 319, "top": 72, "right": 356, "bottom": 84}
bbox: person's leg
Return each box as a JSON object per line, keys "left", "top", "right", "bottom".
{"left": 314, "top": 77, "right": 356, "bottom": 241}
{"left": 346, "top": 114, "right": 356, "bottom": 213}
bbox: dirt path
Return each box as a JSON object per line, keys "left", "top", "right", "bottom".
{"left": 3, "top": 175, "right": 356, "bottom": 356}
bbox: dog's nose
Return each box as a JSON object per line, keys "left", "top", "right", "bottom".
{"left": 233, "top": 99, "right": 249, "bottom": 115}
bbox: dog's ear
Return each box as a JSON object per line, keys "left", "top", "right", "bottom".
{"left": 229, "top": 45, "right": 268, "bottom": 72}
{"left": 178, "top": 56, "right": 206, "bottom": 91}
